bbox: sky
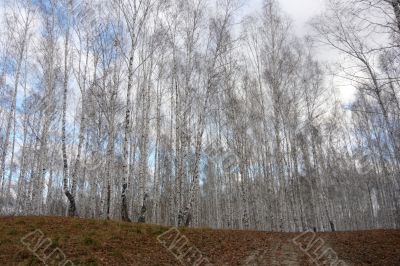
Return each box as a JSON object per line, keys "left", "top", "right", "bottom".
{"left": 0, "top": 0, "right": 356, "bottom": 104}
{"left": 243, "top": 0, "right": 357, "bottom": 104}
{"left": 243, "top": 0, "right": 325, "bottom": 35}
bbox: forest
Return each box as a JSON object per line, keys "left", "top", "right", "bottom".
{"left": 0, "top": 0, "right": 399, "bottom": 233}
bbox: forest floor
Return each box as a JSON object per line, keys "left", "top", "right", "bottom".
{"left": 0, "top": 216, "right": 399, "bottom": 265}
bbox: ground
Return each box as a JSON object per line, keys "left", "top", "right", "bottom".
{"left": 0, "top": 216, "right": 399, "bottom": 265}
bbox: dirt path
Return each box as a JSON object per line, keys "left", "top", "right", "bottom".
{"left": 242, "top": 239, "right": 303, "bottom": 265}
{"left": 272, "top": 240, "right": 301, "bottom": 266}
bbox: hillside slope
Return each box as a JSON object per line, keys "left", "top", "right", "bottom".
{"left": 0, "top": 216, "right": 399, "bottom": 265}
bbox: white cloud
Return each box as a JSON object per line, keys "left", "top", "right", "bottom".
{"left": 243, "top": 0, "right": 325, "bottom": 34}
{"left": 244, "top": 0, "right": 358, "bottom": 104}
